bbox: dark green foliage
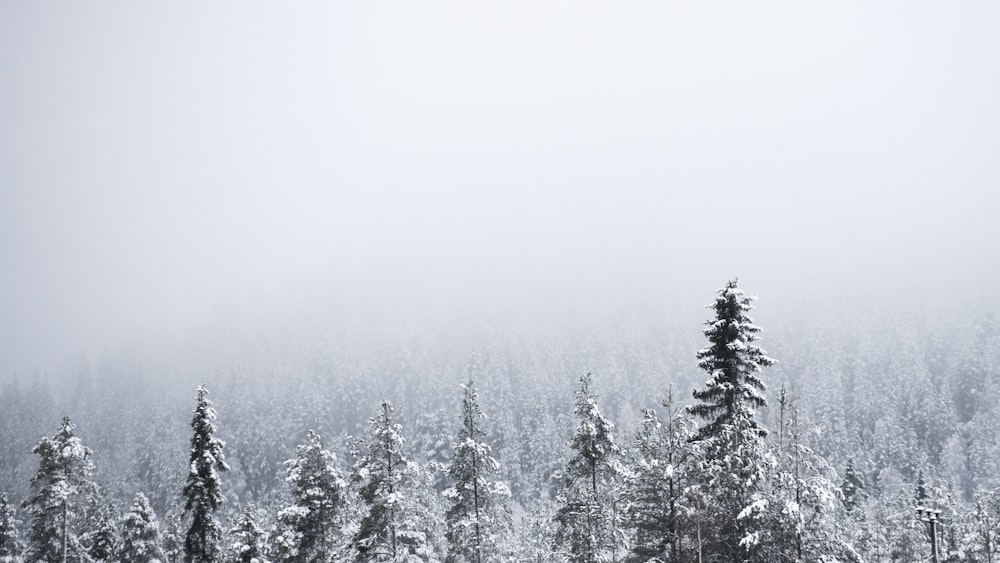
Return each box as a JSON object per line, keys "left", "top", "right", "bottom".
{"left": 689, "top": 280, "right": 775, "bottom": 562}
{"left": 690, "top": 279, "right": 774, "bottom": 441}
{"left": 182, "top": 385, "right": 229, "bottom": 563}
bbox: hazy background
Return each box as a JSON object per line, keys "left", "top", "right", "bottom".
{"left": 2, "top": 1, "right": 998, "bottom": 379}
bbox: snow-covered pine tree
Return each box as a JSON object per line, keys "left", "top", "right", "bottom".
{"left": 841, "top": 459, "right": 865, "bottom": 512}
{"left": 0, "top": 492, "right": 23, "bottom": 562}
{"left": 765, "top": 387, "right": 859, "bottom": 563}
{"left": 117, "top": 492, "right": 164, "bottom": 563}
{"left": 228, "top": 503, "right": 268, "bottom": 563}
{"left": 622, "top": 387, "right": 700, "bottom": 562}
{"left": 350, "top": 400, "right": 430, "bottom": 562}
{"left": 689, "top": 280, "right": 775, "bottom": 562}
{"left": 552, "top": 373, "right": 624, "bottom": 563}
{"left": 273, "top": 430, "right": 347, "bottom": 562}
{"left": 690, "top": 279, "right": 774, "bottom": 441}
{"left": 182, "top": 384, "right": 229, "bottom": 563}
{"left": 161, "top": 506, "right": 185, "bottom": 563}
{"left": 81, "top": 501, "right": 118, "bottom": 562}
{"left": 443, "top": 380, "right": 511, "bottom": 563}
{"left": 22, "top": 416, "right": 96, "bottom": 563}
{"left": 966, "top": 491, "right": 1000, "bottom": 563}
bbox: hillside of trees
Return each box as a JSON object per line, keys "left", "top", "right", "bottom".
{"left": 2, "top": 280, "right": 1000, "bottom": 562}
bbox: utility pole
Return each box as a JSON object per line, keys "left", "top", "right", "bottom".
{"left": 917, "top": 506, "right": 942, "bottom": 563}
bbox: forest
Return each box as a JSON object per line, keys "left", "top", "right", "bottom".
{"left": 4, "top": 1, "right": 999, "bottom": 562}
{"left": 1, "top": 279, "right": 999, "bottom": 563}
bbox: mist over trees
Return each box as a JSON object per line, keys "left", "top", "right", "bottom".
{"left": 0, "top": 280, "right": 998, "bottom": 561}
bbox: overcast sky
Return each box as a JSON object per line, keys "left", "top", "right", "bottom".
{"left": 2, "top": 1, "right": 998, "bottom": 377}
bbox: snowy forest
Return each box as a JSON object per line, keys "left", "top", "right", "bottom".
{"left": 3, "top": 2, "right": 1000, "bottom": 562}
{"left": 2, "top": 279, "right": 1000, "bottom": 562}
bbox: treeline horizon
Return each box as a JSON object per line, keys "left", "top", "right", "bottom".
{"left": 1, "top": 280, "right": 999, "bottom": 562}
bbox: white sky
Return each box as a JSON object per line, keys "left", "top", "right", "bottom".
{"left": 2, "top": 1, "right": 998, "bottom": 376}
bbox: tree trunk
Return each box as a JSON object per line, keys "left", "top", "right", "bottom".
{"left": 62, "top": 498, "right": 68, "bottom": 563}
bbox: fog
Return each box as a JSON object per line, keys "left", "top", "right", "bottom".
{"left": 2, "top": 1, "right": 998, "bottom": 378}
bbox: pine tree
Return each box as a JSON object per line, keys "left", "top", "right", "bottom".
{"left": 274, "top": 430, "right": 346, "bottom": 562}
{"left": 22, "top": 416, "right": 96, "bottom": 563}
{"left": 117, "top": 493, "right": 164, "bottom": 563}
{"left": 228, "top": 504, "right": 268, "bottom": 563}
{"left": 182, "top": 384, "right": 229, "bottom": 563}
{"left": 443, "top": 380, "right": 511, "bottom": 563}
{"left": 765, "top": 387, "right": 859, "bottom": 563}
{"left": 842, "top": 459, "right": 865, "bottom": 512}
{"left": 967, "top": 491, "right": 1000, "bottom": 563}
{"left": 0, "top": 492, "right": 23, "bottom": 562}
{"left": 161, "top": 507, "right": 185, "bottom": 563}
{"left": 552, "top": 373, "right": 624, "bottom": 563}
{"left": 81, "top": 501, "right": 118, "bottom": 562}
{"left": 690, "top": 279, "right": 774, "bottom": 441}
{"left": 350, "top": 400, "right": 430, "bottom": 562}
{"left": 689, "top": 280, "right": 775, "bottom": 562}
{"left": 622, "top": 387, "right": 700, "bottom": 562}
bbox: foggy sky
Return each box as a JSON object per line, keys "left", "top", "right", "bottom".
{"left": 2, "top": 1, "right": 998, "bottom": 377}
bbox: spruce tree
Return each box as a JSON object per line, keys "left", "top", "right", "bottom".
{"left": 842, "top": 459, "right": 865, "bottom": 512}
{"left": 0, "top": 492, "right": 23, "bottom": 562}
{"left": 622, "top": 387, "right": 700, "bottom": 562}
{"left": 82, "top": 501, "right": 118, "bottom": 562}
{"left": 182, "top": 384, "right": 229, "bottom": 563}
{"left": 117, "top": 493, "right": 164, "bottom": 563}
{"left": 22, "top": 416, "right": 96, "bottom": 563}
{"left": 765, "top": 387, "right": 858, "bottom": 563}
{"left": 274, "top": 430, "right": 346, "bottom": 562}
{"left": 969, "top": 491, "right": 1000, "bottom": 563}
{"left": 443, "top": 380, "right": 511, "bottom": 563}
{"left": 690, "top": 279, "right": 774, "bottom": 441}
{"left": 552, "top": 373, "right": 624, "bottom": 563}
{"left": 350, "top": 400, "right": 429, "bottom": 562}
{"left": 161, "top": 507, "right": 185, "bottom": 563}
{"left": 227, "top": 504, "right": 268, "bottom": 563}
{"left": 689, "top": 280, "right": 775, "bottom": 562}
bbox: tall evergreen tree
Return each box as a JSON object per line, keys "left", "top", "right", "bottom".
{"left": 82, "top": 501, "right": 118, "bottom": 562}
{"left": 350, "top": 401, "right": 430, "bottom": 562}
{"left": 690, "top": 279, "right": 775, "bottom": 441}
{"left": 842, "top": 459, "right": 865, "bottom": 512}
{"left": 274, "top": 430, "right": 347, "bottom": 562}
{"left": 0, "top": 492, "right": 23, "bottom": 562}
{"left": 967, "top": 491, "right": 1000, "bottom": 563}
{"left": 117, "top": 493, "right": 164, "bottom": 563}
{"left": 161, "top": 507, "right": 185, "bottom": 563}
{"left": 443, "top": 380, "right": 511, "bottom": 563}
{"left": 689, "top": 280, "right": 775, "bottom": 562}
{"left": 182, "top": 384, "right": 229, "bottom": 563}
{"left": 227, "top": 504, "right": 268, "bottom": 563}
{"left": 764, "top": 387, "right": 858, "bottom": 563}
{"left": 622, "top": 387, "right": 700, "bottom": 562}
{"left": 552, "top": 373, "right": 624, "bottom": 563}
{"left": 22, "top": 416, "right": 96, "bottom": 563}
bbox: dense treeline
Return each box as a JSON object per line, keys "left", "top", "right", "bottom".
{"left": 1, "top": 281, "right": 1000, "bottom": 561}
